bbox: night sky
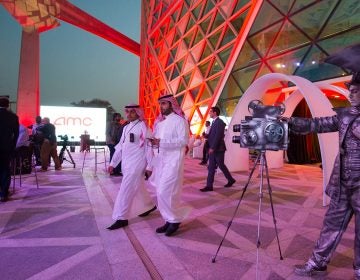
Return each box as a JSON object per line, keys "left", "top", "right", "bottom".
{"left": 0, "top": 0, "right": 141, "bottom": 115}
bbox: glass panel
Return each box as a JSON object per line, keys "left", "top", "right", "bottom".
{"left": 290, "top": 0, "right": 318, "bottom": 14}
{"left": 268, "top": 0, "right": 296, "bottom": 15}
{"left": 219, "top": 0, "right": 235, "bottom": 18}
{"left": 183, "top": 92, "right": 194, "bottom": 109}
{"left": 177, "top": 57, "right": 185, "bottom": 72}
{"left": 209, "top": 10, "right": 225, "bottom": 33}
{"left": 178, "top": 80, "right": 187, "bottom": 92}
{"left": 176, "top": 94, "right": 185, "bottom": 106}
{"left": 290, "top": 0, "right": 337, "bottom": 39}
{"left": 184, "top": 72, "right": 192, "bottom": 86}
{"left": 230, "top": 9, "right": 248, "bottom": 33}
{"left": 295, "top": 45, "right": 345, "bottom": 82}
{"left": 249, "top": 1, "right": 283, "bottom": 36}
{"left": 208, "top": 29, "right": 222, "bottom": 49}
{"left": 190, "top": 86, "right": 201, "bottom": 101}
{"left": 198, "top": 59, "right": 212, "bottom": 78}
{"left": 269, "top": 20, "right": 310, "bottom": 55}
{"left": 199, "top": 14, "right": 212, "bottom": 35}
{"left": 200, "top": 44, "right": 213, "bottom": 61}
{"left": 165, "top": 67, "right": 173, "bottom": 80}
{"left": 220, "top": 26, "right": 236, "bottom": 47}
{"left": 193, "top": 28, "right": 204, "bottom": 45}
{"left": 198, "top": 86, "right": 212, "bottom": 102}
{"left": 207, "top": 75, "right": 221, "bottom": 92}
{"left": 204, "top": 0, "right": 215, "bottom": 15}
{"left": 192, "top": 2, "right": 203, "bottom": 20}
{"left": 320, "top": 1, "right": 360, "bottom": 38}
{"left": 185, "top": 16, "right": 196, "bottom": 34}
{"left": 208, "top": 58, "right": 223, "bottom": 76}
{"left": 169, "top": 77, "right": 180, "bottom": 94}
{"left": 233, "top": 63, "right": 260, "bottom": 90}
{"left": 233, "top": 40, "right": 261, "bottom": 71}
{"left": 248, "top": 22, "right": 282, "bottom": 56}
{"left": 218, "top": 75, "right": 241, "bottom": 100}
{"left": 191, "top": 40, "right": 205, "bottom": 62}
{"left": 318, "top": 28, "right": 360, "bottom": 60}
{"left": 267, "top": 46, "right": 310, "bottom": 75}
{"left": 218, "top": 45, "right": 232, "bottom": 65}
{"left": 183, "top": 29, "right": 195, "bottom": 47}
{"left": 216, "top": 98, "right": 240, "bottom": 119}
{"left": 183, "top": 54, "right": 195, "bottom": 73}
{"left": 232, "top": 0, "right": 250, "bottom": 15}
{"left": 171, "top": 66, "right": 180, "bottom": 80}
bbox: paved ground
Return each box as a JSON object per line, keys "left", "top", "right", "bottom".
{"left": 0, "top": 150, "right": 355, "bottom": 279}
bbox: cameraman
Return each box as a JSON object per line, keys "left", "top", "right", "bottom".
{"left": 37, "top": 117, "right": 61, "bottom": 171}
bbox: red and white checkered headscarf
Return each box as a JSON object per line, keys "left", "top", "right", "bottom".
{"left": 155, "top": 94, "right": 185, "bottom": 125}
{"left": 125, "top": 104, "right": 145, "bottom": 121}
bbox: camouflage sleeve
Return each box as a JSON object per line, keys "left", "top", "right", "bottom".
{"left": 289, "top": 115, "right": 339, "bottom": 135}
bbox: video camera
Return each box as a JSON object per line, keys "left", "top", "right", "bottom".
{"left": 58, "top": 135, "right": 69, "bottom": 142}
{"left": 232, "top": 100, "right": 289, "bottom": 151}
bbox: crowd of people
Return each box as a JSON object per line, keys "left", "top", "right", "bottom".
{"left": 0, "top": 70, "right": 359, "bottom": 277}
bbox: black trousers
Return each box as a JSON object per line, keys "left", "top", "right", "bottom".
{"left": 206, "top": 151, "right": 234, "bottom": 188}
{"left": 0, "top": 153, "right": 11, "bottom": 198}
{"left": 107, "top": 144, "right": 122, "bottom": 173}
{"left": 201, "top": 140, "right": 209, "bottom": 163}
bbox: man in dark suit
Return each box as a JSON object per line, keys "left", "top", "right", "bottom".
{"left": 200, "top": 106, "right": 235, "bottom": 192}
{"left": 0, "top": 97, "right": 19, "bottom": 202}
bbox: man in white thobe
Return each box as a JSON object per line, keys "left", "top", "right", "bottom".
{"left": 149, "top": 94, "right": 191, "bottom": 236}
{"left": 107, "top": 104, "right": 156, "bottom": 230}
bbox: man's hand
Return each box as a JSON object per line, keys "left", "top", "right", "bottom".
{"left": 209, "top": 148, "right": 214, "bottom": 154}
{"left": 108, "top": 166, "right": 114, "bottom": 174}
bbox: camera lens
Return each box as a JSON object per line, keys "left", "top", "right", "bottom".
{"left": 232, "top": 135, "right": 241, "bottom": 144}
{"left": 233, "top": 124, "right": 241, "bottom": 132}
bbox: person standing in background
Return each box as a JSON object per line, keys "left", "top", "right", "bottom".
{"left": 37, "top": 117, "right": 61, "bottom": 171}
{"left": 0, "top": 97, "right": 19, "bottom": 202}
{"left": 200, "top": 107, "right": 235, "bottom": 192}
{"left": 106, "top": 113, "right": 122, "bottom": 175}
{"left": 199, "top": 120, "right": 211, "bottom": 165}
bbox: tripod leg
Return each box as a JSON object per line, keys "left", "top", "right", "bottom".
{"left": 212, "top": 152, "right": 262, "bottom": 263}
{"left": 66, "top": 148, "right": 76, "bottom": 168}
{"left": 263, "top": 154, "right": 283, "bottom": 260}
{"left": 255, "top": 152, "right": 266, "bottom": 279}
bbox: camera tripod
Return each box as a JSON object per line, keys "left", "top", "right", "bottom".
{"left": 212, "top": 150, "right": 283, "bottom": 278}
{"left": 59, "top": 145, "right": 76, "bottom": 168}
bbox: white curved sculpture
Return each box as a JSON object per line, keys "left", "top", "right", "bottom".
{"left": 225, "top": 73, "right": 349, "bottom": 206}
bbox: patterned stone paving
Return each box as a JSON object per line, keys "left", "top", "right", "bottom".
{"left": 0, "top": 151, "right": 355, "bottom": 279}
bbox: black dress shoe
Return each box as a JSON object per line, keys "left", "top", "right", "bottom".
{"left": 200, "top": 186, "right": 213, "bottom": 192}
{"left": 224, "top": 179, "right": 236, "bottom": 188}
{"left": 107, "top": 219, "right": 128, "bottom": 230}
{"left": 294, "top": 262, "right": 327, "bottom": 276}
{"left": 156, "top": 222, "right": 170, "bottom": 233}
{"left": 165, "top": 223, "right": 180, "bottom": 236}
{"left": 138, "top": 206, "right": 157, "bottom": 217}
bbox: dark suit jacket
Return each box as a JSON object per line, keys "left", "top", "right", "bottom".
{"left": 207, "top": 117, "right": 226, "bottom": 152}
{"left": 0, "top": 108, "right": 19, "bottom": 155}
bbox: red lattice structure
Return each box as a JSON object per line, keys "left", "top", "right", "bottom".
{"left": 139, "top": 0, "right": 262, "bottom": 133}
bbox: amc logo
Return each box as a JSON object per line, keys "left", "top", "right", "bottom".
{"left": 54, "top": 117, "right": 92, "bottom": 126}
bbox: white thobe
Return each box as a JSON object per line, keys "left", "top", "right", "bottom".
{"left": 150, "top": 112, "right": 191, "bottom": 223}
{"left": 110, "top": 120, "right": 154, "bottom": 220}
